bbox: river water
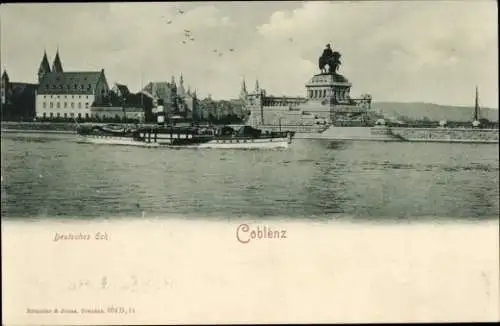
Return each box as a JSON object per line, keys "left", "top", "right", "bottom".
{"left": 1, "top": 132, "right": 498, "bottom": 220}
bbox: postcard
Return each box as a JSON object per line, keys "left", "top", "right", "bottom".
{"left": 1, "top": 1, "right": 499, "bottom": 324}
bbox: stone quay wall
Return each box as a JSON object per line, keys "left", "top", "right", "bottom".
{"left": 391, "top": 127, "right": 499, "bottom": 143}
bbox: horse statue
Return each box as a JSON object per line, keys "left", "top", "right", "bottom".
{"left": 319, "top": 51, "right": 341, "bottom": 74}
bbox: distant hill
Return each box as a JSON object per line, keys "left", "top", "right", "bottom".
{"left": 372, "top": 102, "right": 499, "bottom": 122}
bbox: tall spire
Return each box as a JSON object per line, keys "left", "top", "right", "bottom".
{"left": 240, "top": 77, "right": 248, "bottom": 100}
{"left": 255, "top": 79, "right": 260, "bottom": 93}
{"left": 38, "top": 50, "right": 51, "bottom": 82}
{"left": 52, "top": 48, "right": 63, "bottom": 73}
{"left": 242, "top": 77, "right": 247, "bottom": 93}
{"left": 171, "top": 75, "right": 176, "bottom": 87}
{"left": 474, "top": 85, "right": 480, "bottom": 121}
{"left": 178, "top": 73, "right": 185, "bottom": 98}
{"left": 1, "top": 69, "right": 9, "bottom": 82}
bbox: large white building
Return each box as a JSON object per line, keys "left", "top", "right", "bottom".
{"left": 35, "top": 50, "right": 110, "bottom": 120}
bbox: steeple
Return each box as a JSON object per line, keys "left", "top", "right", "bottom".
{"left": 187, "top": 85, "right": 191, "bottom": 96}
{"left": 51, "top": 48, "right": 63, "bottom": 73}
{"left": 178, "top": 73, "right": 185, "bottom": 98}
{"left": 38, "top": 50, "right": 51, "bottom": 82}
{"left": 240, "top": 77, "right": 248, "bottom": 100}
{"left": 1, "top": 69, "right": 9, "bottom": 83}
{"left": 255, "top": 79, "right": 260, "bottom": 93}
{"left": 171, "top": 75, "right": 176, "bottom": 87}
{"left": 474, "top": 85, "right": 480, "bottom": 121}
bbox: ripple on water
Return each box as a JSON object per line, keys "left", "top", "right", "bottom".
{"left": 1, "top": 136, "right": 498, "bottom": 220}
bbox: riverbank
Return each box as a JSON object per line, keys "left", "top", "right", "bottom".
{"left": 1, "top": 121, "right": 78, "bottom": 133}
{"left": 2, "top": 122, "right": 499, "bottom": 144}
{"left": 391, "top": 127, "right": 499, "bottom": 143}
{"left": 1, "top": 121, "right": 147, "bottom": 134}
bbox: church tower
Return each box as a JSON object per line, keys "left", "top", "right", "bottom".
{"left": 38, "top": 50, "right": 51, "bottom": 82}
{"left": 240, "top": 78, "right": 248, "bottom": 99}
{"left": 1, "top": 69, "right": 10, "bottom": 105}
{"left": 255, "top": 79, "right": 260, "bottom": 93}
{"left": 177, "top": 73, "right": 186, "bottom": 99}
{"left": 51, "top": 49, "right": 63, "bottom": 73}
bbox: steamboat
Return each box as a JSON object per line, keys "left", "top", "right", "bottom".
{"left": 76, "top": 122, "right": 294, "bottom": 149}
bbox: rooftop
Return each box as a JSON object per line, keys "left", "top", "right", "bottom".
{"left": 38, "top": 71, "right": 104, "bottom": 95}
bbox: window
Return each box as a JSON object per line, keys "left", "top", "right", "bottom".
{"left": 71, "top": 102, "right": 74, "bottom": 108}
{"left": 85, "top": 102, "right": 89, "bottom": 108}
{"left": 78, "top": 113, "right": 82, "bottom": 118}
{"left": 43, "top": 102, "right": 46, "bottom": 109}
{"left": 78, "top": 102, "right": 82, "bottom": 109}
{"left": 64, "top": 102, "right": 67, "bottom": 108}
{"left": 43, "top": 113, "right": 47, "bottom": 118}
{"left": 50, "top": 112, "right": 53, "bottom": 118}
{"left": 74, "top": 84, "right": 77, "bottom": 89}
{"left": 64, "top": 113, "right": 67, "bottom": 118}
{"left": 85, "top": 113, "right": 89, "bottom": 119}
{"left": 78, "top": 95, "right": 81, "bottom": 98}
{"left": 56, "top": 102, "right": 60, "bottom": 109}
{"left": 70, "top": 113, "right": 74, "bottom": 117}
{"left": 72, "top": 95, "right": 74, "bottom": 99}
{"left": 50, "top": 102, "right": 53, "bottom": 108}
{"left": 57, "top": 113, "right": 60, "bottom": 117}
{"left": 44, "top": 95, "right": 46, "bottom": 99}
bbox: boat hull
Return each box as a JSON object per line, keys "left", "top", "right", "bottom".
{"left": 77, "top": 135, "right": 290, "bottom": 149}
{"left": 77, "top": 135, "right": 161, "bottom": 147}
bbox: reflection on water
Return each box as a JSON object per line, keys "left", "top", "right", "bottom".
{"left": 1, "top": 133, "right": 499, "bottom": 220}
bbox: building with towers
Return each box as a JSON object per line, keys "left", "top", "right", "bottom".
{"left": 35, "top": 49, "right": 110, "bottom": 120}
{"left": 142, "top": 74, "right": 198, "bottom": 120}
{"left": 1, "top": 69, "right": 37, "bottom": 120}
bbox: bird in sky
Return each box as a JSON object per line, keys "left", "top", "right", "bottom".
{"left": 178, "top": 9, "right": 185, "bottom": 14}
{"left": 213, "top": 49, "right": 218, "bottom": 53}
{"left": 182, "top": 40, "right": 186, "bottom": 44}
{"left": 189, "top": 37, "right": 195, "bottom": 41}
{"left": 229, "top": 48, "right": 234, "bottom": 52}
{"left": 166, "top": 20, "right": 172, "bottom": 24}
{"left": 184, "top": 29, "right": 191, "bottom": 33}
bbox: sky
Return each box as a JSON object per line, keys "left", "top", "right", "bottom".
{"left": 1, "top": 1, "right": 498, "bottom": 108}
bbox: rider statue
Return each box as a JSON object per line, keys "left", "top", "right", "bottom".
{"left": 319, "top": 43, "right": 341, "bottom": 74}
